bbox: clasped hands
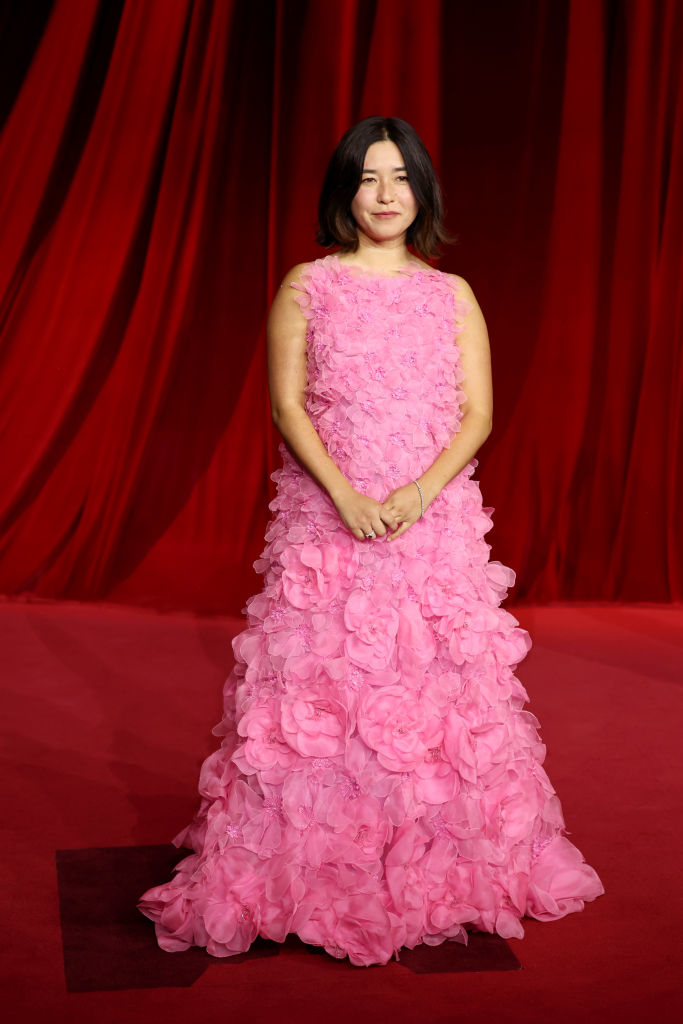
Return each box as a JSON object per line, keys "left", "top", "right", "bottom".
{"left": 333, "top": 482, "right": 425, "bottom": 542}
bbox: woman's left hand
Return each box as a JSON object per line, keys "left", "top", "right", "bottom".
{"left": 381, "top": 482, "right": 424, "bottom": 541}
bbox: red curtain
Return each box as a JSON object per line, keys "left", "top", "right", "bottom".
{"left": 0, "top": 0, "right": 681, "bottom": 614}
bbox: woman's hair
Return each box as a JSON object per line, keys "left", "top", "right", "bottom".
{"left": 316, "top": 116, "right": 451, "bottom": 260}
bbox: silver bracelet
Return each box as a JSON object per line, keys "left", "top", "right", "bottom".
{"left": 413, "top": 479, "right": 425, "bottom": 518}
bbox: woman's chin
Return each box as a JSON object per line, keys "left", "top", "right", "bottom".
{"left": 359, "top": 224, "right": 409, "bottom": 246}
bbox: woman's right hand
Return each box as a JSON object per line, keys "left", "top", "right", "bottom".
{"left": 332, "top": 486, "right": 400, "bottom": 541}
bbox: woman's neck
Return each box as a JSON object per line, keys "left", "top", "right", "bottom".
{"left": 339, "top": 235, "right": 412, "bottom": 271}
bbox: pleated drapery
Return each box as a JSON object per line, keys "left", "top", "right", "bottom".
{"left": 0, "top": 0, "right": 681, "bottom": 612}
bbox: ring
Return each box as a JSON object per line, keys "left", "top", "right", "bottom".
{"left": 365, "top": 530, "right": 376, "bottom": 539}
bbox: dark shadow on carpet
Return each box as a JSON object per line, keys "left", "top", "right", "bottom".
{"left": 56, "top": 844, "right": 521, "bottom": 991}
{"left": 396, "top": 932, "right": 521, "bottom": 974}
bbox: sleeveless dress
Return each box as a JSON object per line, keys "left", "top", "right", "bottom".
{"left": 138, "top": 254, "right": 604, "bottom": 966}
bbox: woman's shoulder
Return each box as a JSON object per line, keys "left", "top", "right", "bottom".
{"left": 277, "top": 257, "right": 338, "bottom": 296}
{"left": 274, "top": 259, "right": 332, "bottom": 321}
{"left": 279, "top": 261, "right": 314, "bottom": 288}
{"left": 429, "top": 270, "right": 479, "bottom": 324}
{"left": 436, "top": 269, "right": 476, "bottom": 302}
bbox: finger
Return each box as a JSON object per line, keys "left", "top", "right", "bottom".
{"left": 379, "top": 504, "right": 400, "bottom": 527}
{"left": 371, "top": 518, "right": 387, "bottom": 537}
{"left": 379, "top": 511, "right": 400, "bottom": 532}
{"left": 387, "top": 518, "right": 416, "bottom": 541}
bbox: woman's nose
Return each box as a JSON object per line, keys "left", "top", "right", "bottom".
{"left": 377, "top": 180, "right": 394, "bottom": 203}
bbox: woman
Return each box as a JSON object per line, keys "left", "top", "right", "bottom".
{"left": 139, "top": 116, "right": 604, "bottom": 967}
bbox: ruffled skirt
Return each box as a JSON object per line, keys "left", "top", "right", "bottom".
{"left": 139, "top": 457, "right": 604, "bottom": 966}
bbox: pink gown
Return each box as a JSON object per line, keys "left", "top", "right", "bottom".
{"left": 138, "top": 254, "right": 604, "bottom": 966}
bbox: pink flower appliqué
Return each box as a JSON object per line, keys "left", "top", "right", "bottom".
{"left": 395, "top": 597, "right": 436, "bottom": 674}
{"left": 234, "top": 700, "right": 299, "bottom": 783}
{"left": 357, "top": 686, "right": 443, "bottom": 771}
{"left": 280, "top": 686, "right": 347, "bottom": 758}
{"left": 281, "top": 539, "right": 356, "bottom": 610}
{"left": 385, "top": 821, "right": 429, "bottom": 921}
{"left": 344, "top": 587, "right": 399, "bottom": 671}
{"left": 203, "top": 878, "right": 261, "bottom": 955}
{"left": 422, "top": 563, "right": 475, "bottom": 619}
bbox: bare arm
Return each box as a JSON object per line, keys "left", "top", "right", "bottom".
{"left": 267, "top": 265, "right": 400, "bottom": 540}
{"left": 383, "top": 274, "right": 493, "bottom": 540}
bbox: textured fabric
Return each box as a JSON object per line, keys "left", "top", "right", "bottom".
{"left": 138, "top": 259, "right": 604, "bottom": 966}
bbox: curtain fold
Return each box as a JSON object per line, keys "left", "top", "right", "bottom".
{"left": 0, "top": 0, "right": 680, "bottom": 613}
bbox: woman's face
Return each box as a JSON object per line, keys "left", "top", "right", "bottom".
{"left": 350, "top": 140, "right": 418, "bottom": 245}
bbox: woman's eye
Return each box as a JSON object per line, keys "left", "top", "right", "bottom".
{"left": 396, "top": 175, "right": 409, "bottom": 182}
{"left": 361, "top": 177, "right": 376, "bottom": 184}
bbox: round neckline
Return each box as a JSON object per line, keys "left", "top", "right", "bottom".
{"left": 324, "top": 253, "right": 428, "bottom": 279}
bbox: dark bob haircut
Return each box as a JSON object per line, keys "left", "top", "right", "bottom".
{"left": 316, "top": 116, "right": 451, "bottom": 260}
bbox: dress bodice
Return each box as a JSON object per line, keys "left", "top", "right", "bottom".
{"left": 291, "top": 255, "right": 472, "bottom": 497}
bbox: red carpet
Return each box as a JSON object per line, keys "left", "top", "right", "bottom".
{"left": 2, "top": 598, "right": 682, "bottom": 1022}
